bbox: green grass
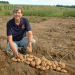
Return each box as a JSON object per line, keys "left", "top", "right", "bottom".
{"left": 63, "top": 11, "right": 75, "bottom": 17}
{"left": 4, "top": 11, "right": 12, "bottom": 16}
{"left": 42, "top": 17, "right": 47, "bottom": 20}
{"left": 23, "top": 10, "right": 62, "bottom": 17}
{"left": 0, "top": 4, "right": 75, "bottom": 17}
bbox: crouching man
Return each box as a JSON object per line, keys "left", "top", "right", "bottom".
{"left": 6, "top": 6, "right": 36, "bottom": 58}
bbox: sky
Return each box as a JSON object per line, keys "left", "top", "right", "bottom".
{"left": 1, "top": 0, "right": 75, "bottom": 5}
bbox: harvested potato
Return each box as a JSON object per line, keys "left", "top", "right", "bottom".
{"left": 11, "top": 57, "right": 17, "bottom": 62}
{"left": 26, "top": 58, "right": 33, "bottom": 62}
{"left": 26, "top": 54, "right": 29, "bottom": 57}
{"left": 41, "top": 63, "right": 46, "bottom": 67}
{"left": 33, "top": 56, "right": 37, "bottom": 60}
{"left": 46, "top": 61, "right": 52, "bottom": 66}
{"left": 54, "top": 61, "right": 58, "bottom": 66}
{"left": 41, "top": 56, "right": 47, "bottom": 62}
{"left": 29, "top": 55, "right": 34, "bottom": 58}
{"left": 60, "top": 63, "right": 65, "bottom": 69}
{"left": 46, "top": 66, "right": 50, "bottom": 70}
{"left": 36, "top": 65, "right": 41, "bottom": 69}
{"left": 50, "top": 66, "right": 53, "bottom": 70}
{"left": 30, "top": 61, "right": 35, "bottom": 67}
{"left": 41, "top": 61, "right": 46, "bottom": 64}
{"left": 40, "top": 66, "right": 46, "bottom": 71}
{"left": 56, "top": 67, "right": 61, "bottom": 72}
{"left": 35, "top": 58, "right": 41, "bottom": 65}
{"left": 52, "top": 64, "right": 56, "bottom": 70}
{"left": 58, "top": 62, "right": 62, "bottom": 65}
{"left": 19, "top": 54, "right": 23, "bottom": 60}
{"left": 24, "top": 55, "right": 26, "bottom": 59}
{"left": 51, "top": 61, "right": 54, "bottom": 65}
{"left": 61, "top": 69, "right": 67, "bottom": 73}
{"left": 21, "top": 59, "right": 25, "bottom": 62}
{"left": 26, "top": 47, "right": 32, "bottom": 53}
{"left": 25, "top": 61, "right": 30, "bottom": 65}
{"left": 17, "top": 59, "right": 21, "bottom": 62}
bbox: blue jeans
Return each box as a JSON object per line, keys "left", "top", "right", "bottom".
{"left": 6, "top": 37, "right": 36, "bottom": 55}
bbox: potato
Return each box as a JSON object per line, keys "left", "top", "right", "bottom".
{"left": 24, "top": 55, "right": 26, "bottom": 59}
{"left": 54, "top": 61, "right": 58, "bottom": 66}
{"left": 50, "top": 66, "right": 53, "bottom": 70}
{"left": 26, "top": 58, "right": 33, "bottom": 62}
{"left": 40, "top": 66, "right": 46, "bottom": 71}
{"left": 11, "top": 57, "right": 17, "bottom": 62}
{"left": 61, "top": 69, "right": 67, "bottom": 73}
{"left": 19, "top": 54, "right": 23, "bottom": 60}
{"left": 41, "top": 56, "right": 47, "bottom": 62}
{"left": 25, "top": 61, "right": 30, "bottom": 65}
{"left": 46, "top": 61, "right": 52, "bottom": 66}
{"left": 33, "top": 56, "right": 37, "bottom": 60}
{"left": 26, "top": 54, "right": 29, "bottom": 57}
{"left": 29, "top": 55, "right": 34, "bottom": 58}
{"left": 26, "top": 47, "right": 32, "bottom": 53}
{"left": 30, "top": 61, "right": 35, "bottom": 67}
{"left": 51, "top": 61, "right": 54, "bottom": 65}
{"left": 21, "top": 59, "right": 25, "bottom": 62}
{"left": 60, "top": 63, "right": 65, "bottom": 69}
{"left": 36, "top": 65, "right": 41, "bottom": 69}
{"left": 46, "top": 66, "right": 50, "bottom": 70}
{"left": 35, "top": 58, "right": 41, "bottom": 65}
{"left": 17, "top": 59, "right": 21, "bottom": 62}
{"left": 56, "top": 67, "right": 61, "bottom": 72}
{"left": 52, "top": 64, "right": 56, "bottom": 70}
{"left": 58, "top": 62, "right": 62, "bottom": 65}
{"left": 41, "top": 61, "right": 46, "bottom": 64}
{"left": 41, "top": 63, "right": 46, "bottom": 67}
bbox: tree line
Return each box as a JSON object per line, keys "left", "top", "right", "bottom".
{"left": 56, "top": 5, "right": 75, "bottom": 8}
{"left": 0, "top": 1, "right": 9, "bottom": 4}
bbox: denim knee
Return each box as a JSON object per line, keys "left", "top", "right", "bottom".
{"left": 6, "top": 42, "right": 18, "bottom": 56}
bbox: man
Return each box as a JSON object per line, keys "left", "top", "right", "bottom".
{"left": 6, "top": 6, "right": 36, "bottom": 58}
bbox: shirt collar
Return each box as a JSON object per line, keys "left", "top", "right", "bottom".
{"left": 12, "top": 17, "right": 23, "bottom": 26}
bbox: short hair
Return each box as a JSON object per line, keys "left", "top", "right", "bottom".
{"left": 13, "top": 6, "right": 22, "bottom": 13}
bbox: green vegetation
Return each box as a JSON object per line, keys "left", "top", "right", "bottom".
{"left": 63, "top": 11, "right": 75, "bottom": 17}
{"left": 4, "top": 11, "right": 12, "bottom": 16}
{"left": 0, "top": 4, "right": 75, "bottom": 17}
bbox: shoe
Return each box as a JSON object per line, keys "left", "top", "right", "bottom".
{"left": 7, "top": 49, "right": 14, "bottom": 57}
{"left": 23, "top": 52, "right": 28, "bottom": 55}
{"left": 22, "top": 50, "right": 28, "bottom": 55}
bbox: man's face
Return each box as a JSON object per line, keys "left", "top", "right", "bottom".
{"left": 13, "top": 9, "right": 22, "bottom": 20}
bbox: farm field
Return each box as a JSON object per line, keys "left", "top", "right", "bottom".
{"left": 0, "top": 15, "right": 75, "bottom": 75}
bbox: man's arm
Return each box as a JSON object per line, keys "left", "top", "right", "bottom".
{"left": 7, "top": 35, "right": 19, "bottom": 57}
{"left": 27, "top": 31, "right": 33, "bottom": 51}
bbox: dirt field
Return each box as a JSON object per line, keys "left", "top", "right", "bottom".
{"left": 0, "top": 16, "right": 75, "bottom": 75}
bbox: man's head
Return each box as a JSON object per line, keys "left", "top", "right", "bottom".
{"left": 13, "top": 6, "right": 22, "bottom": 13}
{"left": 13, "top": 6, "right": 22, "bottom": 20}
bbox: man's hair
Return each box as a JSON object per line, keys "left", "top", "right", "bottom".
{"left": 13, "top": 6, "right": 22, "bottom": 13}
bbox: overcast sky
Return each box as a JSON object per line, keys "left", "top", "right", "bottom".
{"left": 1, "top": 0, "right": 75, "bottom": 5}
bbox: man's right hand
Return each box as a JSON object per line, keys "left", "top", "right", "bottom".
{"left": 15, "top": 52, "right": 19, "bottom": 58}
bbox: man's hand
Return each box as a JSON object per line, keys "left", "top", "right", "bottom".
{"left": 28, "top": 42, "right": 32, "bottom": 52}
{"left": 14, "top": 52, "right": 19, "bottom": 58}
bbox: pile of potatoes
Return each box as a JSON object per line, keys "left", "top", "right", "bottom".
{"left": 11, "top": 54, "right": 67, "bottom": 73}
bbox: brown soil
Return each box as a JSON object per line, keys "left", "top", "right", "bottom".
{"left": 0, "top": 16, "right": 75, "bottom": 75}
